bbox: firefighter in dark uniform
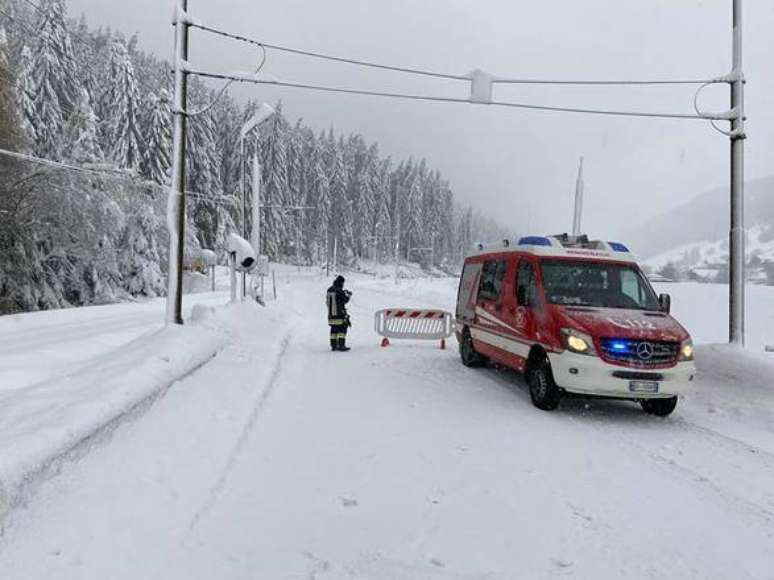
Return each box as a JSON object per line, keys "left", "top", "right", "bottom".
{"left": 326, "top": 275, "right": 352, "bottom": 351}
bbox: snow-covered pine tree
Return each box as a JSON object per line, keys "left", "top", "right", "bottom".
{"left": 104, "top": 38, "right": 144, "bottom": 171}
{"left": 307, "top": 148, "right": 331, "bottom": 263}
{"left": 66, "top": 87, "right": 103, "bottom": 164}
{"left": 374, "top": 158, "right": 393, "bottom": 261}
{"left": 187, "top": 90, "right": 224, "bottom": 250}
{"left": 286, "top": 121, "right": 306, "bottom": 260}
{"left": 14, "top": 44, "right": 37, "bottom": 145}
{"left": 30, "top": 19, "right": 64, "bottom": 156}
{"left": 328, "top": 136, "right": 351, "bottom": 256}
{"left": 119, "top": 200, "right": 164, "bottom": 297}
{"left": 296, "top": 124, "right": 319, "bottom": 261}
{"left": 456, "top": 206, "right": 473, "bottom": 261}
{"left": 438, "top": 181, "right": 455, "bottom": 265}
{"left": 71, "top": 13, "right": 99, "bottom": 103}
{"left": 141, "top": 90, "right": 171, "bottom": 185}
{"left": 259, "top": 103, "right": 290, "bottom": 258}
{"left": 213, "top": 95, "right": 241, "bottom": 210}
{"left": 352, "top": 143, "right": 378, "bottom": 258}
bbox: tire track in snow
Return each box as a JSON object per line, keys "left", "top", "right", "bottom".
{"left": 184, "top": 334, "right": 292, "bottom": 537}
{"left": 0, "top": 347, "right": 222, "bottom": 528}
{"left": 565, "top": 407, "right": 774, "bottom": 528}
{"left": 461, "top": 363, "right": 774, "bottom": 529}
{"left": 675, "top": 417, "right": 774, "bottom": 465}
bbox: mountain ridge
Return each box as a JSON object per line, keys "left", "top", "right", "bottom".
{"left": 627, "top": 176, "right": 774, "bottom": 259}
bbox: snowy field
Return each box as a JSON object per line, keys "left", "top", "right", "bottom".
{"left": 0, "top": 269, "right": 773, "bottom": 579}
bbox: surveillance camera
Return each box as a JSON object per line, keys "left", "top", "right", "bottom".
{"left": 199, "top": 249, "right": 217, "bottom": 267}
{"left": 226, "top": 233, "right": 257, "bottom": 272}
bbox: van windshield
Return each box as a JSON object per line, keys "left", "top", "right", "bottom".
{"left": 540, "top": 259, "right": 660, "bottom": 311}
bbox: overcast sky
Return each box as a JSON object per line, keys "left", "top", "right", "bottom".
{"left": 68, "top": 0, "right": 774, "bottom": 240}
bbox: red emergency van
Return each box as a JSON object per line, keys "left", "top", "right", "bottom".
{"left": 455, "top": 234, "right": 696, "bottom": 416}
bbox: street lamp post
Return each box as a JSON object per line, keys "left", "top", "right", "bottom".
{"left": 239, "top": 103, "right": 275, "bottom": 297}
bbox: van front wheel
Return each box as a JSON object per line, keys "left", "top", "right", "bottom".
{"left": 528, "top": 359, "right": 562, "bottom": 411}
{"left": 460, "top": 329, "right": 486, "bottom": 367}
{"left": 641, "top": 397, "right": 678, "bottom": 417}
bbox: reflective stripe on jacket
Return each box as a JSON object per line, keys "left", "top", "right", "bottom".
{"left": 326, "top": 285, "right": 350, "bottom": 325}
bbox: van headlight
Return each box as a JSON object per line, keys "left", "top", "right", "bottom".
{"left": 679, "top": 339, "right": 694, "bottom": 361}
{"left": 561, "top": 328, "right": 596, "bottom": 356}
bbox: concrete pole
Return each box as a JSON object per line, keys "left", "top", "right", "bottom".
{"left": 165, "top": 0, "right": 189, "bottom": 325}
{"left": 240, "top": 137, "right": 247, "bottom": 299}
{"left": 729, "top": 0, "right": 746, "bottom": 345}
{"left": 251, "top": 153, "right": 261, "bottom": 257}
{"left": 572, "top": 156, "right": 584, "bottom": 236}
{"left": 229, "top": 253, "right": 237, "bottom": 304}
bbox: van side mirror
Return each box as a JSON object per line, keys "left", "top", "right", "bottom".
{"left": 659, "top": 293, "right": 671, "bottom": 314}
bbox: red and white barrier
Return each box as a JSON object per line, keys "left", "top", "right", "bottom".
{"left": 374, "top": 309, "right": 454, "bottom": 349}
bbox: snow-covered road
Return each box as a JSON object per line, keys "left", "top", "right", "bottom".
{"left": 1, "top": 273, "right": 773, "bottom": 579}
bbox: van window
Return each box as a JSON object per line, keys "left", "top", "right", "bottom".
{"left": 457, "top": 262, "right": 483, "bottom": 320}
{"left": 540, "top": 259, "right": 659, "bottom": 310}
{"left": 516, "top": 261, "right": 538, "bottom": 306}
{"left": 478, "top": 260, "right": 506, "bottom": 302}
{"left": 620, "top": 269, "right": 643, "bottom": 304}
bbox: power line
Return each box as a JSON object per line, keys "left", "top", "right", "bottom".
{"left": 492, "top": 77, "right": 720, "bottom": 86}
{"left": 190, "top": 21, "right": 719, "bottom": 87}
{"left": 0, "top": 147, "right": 131, "bottom": 177}
{"left": 186, "top": 68, "right": 719, "bottom": 121}
{"left": 0, "top": 148, "right": 239, "bottom": 207}
{"left": 189, "top": 22, "right": 468, "bottom": 82}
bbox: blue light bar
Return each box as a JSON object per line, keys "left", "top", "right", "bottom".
{"left": 610, "top": 341, "right": 628, "bottom": 351}
{"left": 518, "top": 236, "right": 552, "bottom": 247}
{"left": 608, "top": 242, "right": 630, "bottom": 253}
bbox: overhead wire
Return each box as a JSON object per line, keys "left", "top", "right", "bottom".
{"left": 186, "top": 43, "right": 267, "bottom": 117}
{"left": 188, "top": 22, "right": 468, "bottom": 82}
{"left": 189, "top": 21, "right": 720, "bottom": 87}
{"left": 186, "top": 69, "right": 721, "bottom": 121}
{"left": 693, "top": 81, "right": 738, "bottom": 137}
{"left": 0, "top": 148, "right": 239, "bottom": 207}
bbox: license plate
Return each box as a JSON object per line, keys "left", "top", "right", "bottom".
{"left": 629, "top": 380, "right": 659, "bottom": 394}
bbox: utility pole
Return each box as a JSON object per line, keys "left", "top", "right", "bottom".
{"left": 251, "top": 152, "right": 262, "bottom": 299}
{"left": 572, "top": 156, "right": 584, "bottom": 236}
{"left": 729, "top": 0, "right": 746, "bottom": 346}
{"left": 251, "top": 153, "right": 261, "bottom": 256}
{"left": 165, "top": 0, "right": 189, "bottom": 325}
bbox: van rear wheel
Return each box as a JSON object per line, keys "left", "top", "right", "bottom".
{"left": 460, "top": 329, "right": 486, "bottom": 367}
{"left": 641, "top": 397, "right": 678, "bottom": 417}
{"left": 528, "top": 359, "right": 562, "bottom": 411}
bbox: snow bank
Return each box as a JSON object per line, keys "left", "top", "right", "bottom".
{"left": 0, "top": 303, "right": 255, "bottom": 521}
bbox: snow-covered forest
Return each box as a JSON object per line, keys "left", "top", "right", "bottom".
{"left": 0, "top": 0, "right": 509, "bottom": 314}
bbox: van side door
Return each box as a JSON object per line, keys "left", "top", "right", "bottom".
{"left": 514, "top": 259, "right": 540, "bottom": 343}
{"left": 476, "top": 258, "right": 507, "bottom": 323}
{"left": 456, "top": 261, "right": 482, "bottom": 324}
